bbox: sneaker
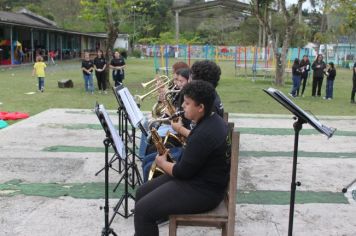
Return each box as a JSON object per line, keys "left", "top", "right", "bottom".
{"left": 323, "top": 97, "right": 327, "bottom": 100}
{"left": 98, "top": 90, "right": 102, "bottom": 94}
{"left": 327, "top": 98, "right": 332, "bottom": 100}
{"left": 104, "top": 90, "right": 108, "bottom": 94}
{"left": 41, "top": 87, "right": 44, "bottom": 93}
{"left": 288, "top": 93, "right": 293, "bottom": 97}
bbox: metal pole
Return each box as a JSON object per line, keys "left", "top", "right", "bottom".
{"left": 10, "top": 26, "right": 14, "bottom": 65}
{"left": 131, "top": 5, "right": 136, "bottom": 50}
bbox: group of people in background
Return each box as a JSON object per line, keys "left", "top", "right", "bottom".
{"left": 81, "top": 50, "right": 126, "bottom": 94}
{"left": 289, "top": 54, "right": 337, "bottom": 100}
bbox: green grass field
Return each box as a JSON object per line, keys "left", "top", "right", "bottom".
{"left": 0, "top": 58, "right": 355, "bottom": 123}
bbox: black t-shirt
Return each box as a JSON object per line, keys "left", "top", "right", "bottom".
{"left": 312, "top": 60, "right": 326, "bottom": 78}
{"left": 93, "top": 57, "right": 106, "bottom": 70}
{"left": 110, "top": 57, "right": 125, "bottom": 69}
{"left": 300, "top": 60, "right": 310, "bottom": 77}
{"left": 172, "top": 113, "right": 229, "bottom": 197}
{"left": 353, "top": 63, "right": 356, "bottom": 80}
{"left": 81, "top": 60, "right": 94, "bottom": 75}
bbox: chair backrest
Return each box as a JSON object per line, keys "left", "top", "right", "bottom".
{"left": 227, "top": 129, "right": 240, "bottom": 235}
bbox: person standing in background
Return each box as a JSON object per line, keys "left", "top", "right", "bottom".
{"left": 289, "top": 58, "right": 302, "bottom": 98}
{"left": 81, "top": 52, "right": 94, "bottom": 94}
{"left": 110, "top": 51, "right": 126, "bottom": 86}
{"left": 351, "top": 62, "right": 356, "bottom": 104}
{"left": 297, "top": 55, "right": 310, "bottom": 97}
{"left": 94, "top": 50, "right": 107, "bottom": 94}
{"left": 311, "top": 54, "right": 327, "bottom": 97}
{"left": 32, "top": 55, "right": 47, "bottom": 92}
{"left": 324, "top": 62, "right": 336, "bottom": 100}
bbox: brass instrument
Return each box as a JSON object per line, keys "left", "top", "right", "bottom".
{"left": 148, "top": 111, "right": 184, "bottom": 129}
{"left": 141, "top": 75, "right": 170, "bottom": 89}
{"left": 134, "top": 80, "right": 171, "bottom": 103}
{"left": 148, "top": 128, "right": 175, "bottom": 181}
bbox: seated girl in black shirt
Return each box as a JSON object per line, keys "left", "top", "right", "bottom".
{"left": 134, "top": 80, "right": 229, "bottom": 236}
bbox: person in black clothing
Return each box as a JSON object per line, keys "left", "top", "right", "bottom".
{"left": 110, "top": 51, "right": 126, "bottom": 86}
{"left": 311, "top": 54, "right": 327, "bottom": 97}
{"left": 289, "top": 58, "right": 302, "bottom": 98}
{"left": 190, "top": 60, "right": 224, "bottom": 117}
{"left": 324, "top": 62, "right": 336, "bottom": 100}
{"left": 134, "top": 80, "right": 229, "bottom": 236}
{"left": 81, "top": 52, "right": 94, "bottom": 94}
{"left": 297, "top": 55, "right": 311, "bottom": 97}
{"left": 351, "top": 62, "right": 356, "bottom": 104}
{"left": 93, "top": 49, "right": 107, "bottom": 94}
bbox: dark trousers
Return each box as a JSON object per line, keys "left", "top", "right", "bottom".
{"left": 297, "top": 75, "right": 308, "bottom": 96}
{"left": 134, "top": 175, "right": 222, "bottom": 236}
{"left": 112, "top": 70, "right": 124, "bottom": 86}
{"left": 351, "top": 78, "right": 356, "bottom": 102}
{"left": 325, "top": 79, "right": 334, "bottom": 99}
{"left": 312, "top": 76, "right": 324, "bottom": 96}
{"left": 95, "top": 71, "right": 106, "bottom": 91}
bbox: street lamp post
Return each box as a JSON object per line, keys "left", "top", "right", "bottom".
{"left": 131, "top": 5, "right": 137, "bottom": 51}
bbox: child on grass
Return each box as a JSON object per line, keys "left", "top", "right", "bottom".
{"left": 32, "top": 55, "right": 47, "bottom": 92}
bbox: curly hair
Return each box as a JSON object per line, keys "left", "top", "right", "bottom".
{"left": 190, "top": 60, "right": 221, "bottom": 88}
{"left": 181, "top": 80, "right": 216, "bottom": 117}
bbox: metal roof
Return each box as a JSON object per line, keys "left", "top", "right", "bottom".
{"left": 0, "top": 10, "right": 107, "bottom": 38}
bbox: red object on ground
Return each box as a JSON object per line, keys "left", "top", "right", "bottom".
{"left": 0, "top": 112, "right": 30, "bottom": 120}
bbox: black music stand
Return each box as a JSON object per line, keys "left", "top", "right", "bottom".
{"left": 113, "top": 85, "right": 146, "bottom": 189}
{"left": 263, "top": 88, "right": 336, "bottom": 236}
{"left": 95, "top": 104, "right": 126, "bottom": 236}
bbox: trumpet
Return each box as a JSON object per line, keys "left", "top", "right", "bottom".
{"left": 134, "top": 80, "right": 171, "bottom": 103}
{"left": 141, "top": 75, "right": 170, "bottom": 89}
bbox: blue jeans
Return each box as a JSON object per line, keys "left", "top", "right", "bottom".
{"left": 38, "top": 77, "right": 44, "bottom": 90}
{"left": 83, "top": 74, "right": 94, "bottom": 92}
{"left": 325, "top": 79, "right": 334, "bottom": 99}
{"left": 290, "top": 75, "right": 301, "bottom": 97}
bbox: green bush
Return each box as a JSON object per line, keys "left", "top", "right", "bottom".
{"left": 131, "top": 49, "right": 142, "bottom": 58}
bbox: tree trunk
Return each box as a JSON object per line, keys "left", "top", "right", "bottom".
{"left": 104, "top": 0, "right": 118, "bottom": 86}
{"left": 274, "top": 25, "right": 293, "bottom": 86}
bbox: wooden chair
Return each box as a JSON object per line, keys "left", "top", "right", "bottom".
{"left": 169, "top": 124, "right": 240, "bottom": 236}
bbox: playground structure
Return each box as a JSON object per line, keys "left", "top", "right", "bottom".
{"left": 136, "top": 44, "right": 356, "bottom": 81}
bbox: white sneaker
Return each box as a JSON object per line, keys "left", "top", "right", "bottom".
{"left": 328, "top": 98, "right": 332, "bottom": 100}
{"left": 323, "top": 97, "right": 326, "bottom": 100}
{"left": 98, "top": 90, "right": 102, "bottom": 94}
{"left": 104, "top": 90, "right": 108, "bottom": 94}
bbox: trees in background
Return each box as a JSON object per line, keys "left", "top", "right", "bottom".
{"left": 250, "top": 0, "right": 305, "bottom": 86}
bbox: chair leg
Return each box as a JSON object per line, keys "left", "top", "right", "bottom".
{"left": 222, "top": 223, "right": 227, "bottom": 236}
{"left": 169, "top": 217, "right": 177, "bottom": 236}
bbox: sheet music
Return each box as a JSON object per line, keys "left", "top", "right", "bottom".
{"left": 96, "top": 104, "right": 126, "bottom": 159}
{"left": 118, "top": 87, "right": 144, "bottom": 128}
{"left": 264, "top": 87, "right": 336, "bottom": 138}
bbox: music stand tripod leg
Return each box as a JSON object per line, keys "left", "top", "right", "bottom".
{"left": 288, "top": 118, "right": 305, "bottom": 236}
{"left": 101, "top": 138, "right": 117, "bottom": 236}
